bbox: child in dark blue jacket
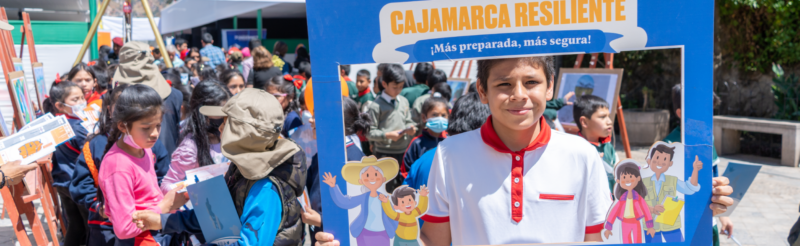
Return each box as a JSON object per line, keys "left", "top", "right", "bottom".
{"left": 402, "top": 96, "right": 449, "bottom": 176}
{"left": 44, "top": 80, "right": 91, "bottom": 246}
{"left": 69, "top": 83, "right": 173, "bottom": 246}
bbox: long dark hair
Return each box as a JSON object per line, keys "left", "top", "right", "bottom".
{"left": 103, "top": 84, "right": 164, "bottom": 156}
{"left": 42, "top": 81, "right": 81, "bottom": 115}
{"left": 342, "top": 96, "right": 371, "bottom": 136}
{"left": 87, "top": 83, "right": 130, "bottom": 144}
{"left": 182, "top": 80, "right": 230, "bottom": 167}
{"left": 614, "top": 161, "right": 647, "bottom": 199}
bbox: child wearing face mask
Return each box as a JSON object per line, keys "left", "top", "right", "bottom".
{"left": 69, "top": 83, "right": 174, "bottom": 246}
{"left": 160, "top": 81, "right": 231, "bottom": 194}
{"left": 97, "top": 85, "right": 184, "bottom": 245}
{"left": 43, "top": 80, "right": 91, "bottom": 246}
{"left": 401, "top": 96, "right": 449, "bottom": 177}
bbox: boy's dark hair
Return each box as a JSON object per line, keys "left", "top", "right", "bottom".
{"left": 468, "top": 82, "right": 477, "bottom": 93}
{"left": 614, "top": 161, "right": 648, "bottom": 199}
{"left": 572, "top": 95, "right": 609, "bottom": 132}
{"left": 342, "top": 96, "right": 372, "bottom": 136}
{"left": 431, "top": 82, "right": 452, "bottom": 102}
{"left": 43, "top": 81, "right": 80, "bottom": 115}
{"left": 391, "top": 185, "right": 416, "bottom": 205}
{"left": 92, "top": 65, "right": 110, "bottom": 91}
{"left": 340, "top": 65, "right": 351, "bottom": 76}
{"left": 476, "top": 57, "right": 554, "bottom": 92}
{"left": 426, "top": 69, "right": 447, "bottom": 87}
{"left": 382, "top": 64, "right": 407, "bottom": 84}
{"left": 298, "top": 61, "right": 312, "bottom": 78}
{"left": 649, "top": 144, "right": 676, "bottom": 161}
{"left": 377, "top": 63, "right": 389, "bottom": 73}
{"left": 202, "top": 33, "right": 214, "bottom": 44}
{"left": 250, "top": 38, "right": 263, "bottom": 51}
{"left": 413, "top": 63, "right": 434, "bottom": 85}
{"left": 356, "top": 69, "right": 371, "bottom": 79}
{"left": 447, "top": 92, "right": 490, "bottom": 135}
{"left": 152, "top": 48, "right": 161, "bottom": 55}
{"left": 174, "top": 38, "right": 187, "bottom": 47}
{"left": 671, "top": 84, "right": 723, "bottom": 114}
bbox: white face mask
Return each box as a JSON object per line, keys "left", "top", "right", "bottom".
{"left": 67, "top": 102, "right": 86, "bottom": 116}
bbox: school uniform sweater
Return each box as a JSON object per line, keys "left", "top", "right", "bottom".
{"left": 400, "top": 84, "right": 430, "bottom": 109}
{"left": 53, "top": 115, "right": 89, "bottom": 187}
{"left": 402, "top": 130, "right": 446, "bottom": 176}
{"left": 543, "top": 98, "right": 567, "bottom": 121}
{"left": 366, "top": 93, "right": 417, "bottom": 154}
{"left": 69, "top": 135, "right": 171, "bottom": 230}
{"left": 579, "top": 133, "right": 618, "bottom": 192}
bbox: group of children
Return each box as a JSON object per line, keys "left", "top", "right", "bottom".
{"left": 43, "top": 39, "right": 315, "bottom": 246}
{"left": 314, "top": 57, "right": 735, "bottom": 246}
{"left": 37, "top": 35, "right": 733, "bottom": 246}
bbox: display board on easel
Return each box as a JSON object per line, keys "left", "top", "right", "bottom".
{"left": 554, "top": 68, "right": 624, "bottom": 127}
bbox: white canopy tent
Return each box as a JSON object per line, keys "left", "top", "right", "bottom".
{"left": 159, "top": 0, "right": 306, "bottom": 34}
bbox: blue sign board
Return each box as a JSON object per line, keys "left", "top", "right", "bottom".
{"left": 221, "top": 29, "right": 267, "bottom": 49}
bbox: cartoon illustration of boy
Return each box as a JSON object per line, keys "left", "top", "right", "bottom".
{"left": 323, "top": 156, "right": 399, "bottom": 246}
{"left": 378, "top": 185, "right": 429, "bottom": 246}
{"left": 642, "top": 142, "right": 703, "bottom": 243}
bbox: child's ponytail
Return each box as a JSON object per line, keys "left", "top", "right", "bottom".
{"left": 342, "top": 96, "right": 372, "bottom": 136}
{"left": 43, "top": 80, "right": 80, "bottom": 115}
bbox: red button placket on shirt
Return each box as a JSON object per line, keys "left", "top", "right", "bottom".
{"left": 511, "top": 151, "right": 524, "bottom": 223}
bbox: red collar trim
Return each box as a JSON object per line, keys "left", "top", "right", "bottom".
{"left": 480, "top": 115, "right": 551, "bottom": 154}
{"left": 87, "top": 91, "right": 102, "bottom": 103}
{"left": 358, "top": 87, "right": 371, "bottom": 97}
{"left": 577, "top": 132, "right": 611, "bottom": 147}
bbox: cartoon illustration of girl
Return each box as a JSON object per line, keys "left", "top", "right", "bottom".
{"left": 603, "top": 160, "right": 656, "bottom": 244}
{"left": 322, "top": 156, "right": 399, "bottom": 246}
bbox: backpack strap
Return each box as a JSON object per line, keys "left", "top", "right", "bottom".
{"left": 82, "top": 142, "right": 100, "bottom": 188}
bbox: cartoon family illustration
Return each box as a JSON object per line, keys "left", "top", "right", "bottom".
{"left": 603, "top": 142, "right": 703, "bottom": 244}
{"left": 322, "top": 156, "right": 428, "bottom": 246}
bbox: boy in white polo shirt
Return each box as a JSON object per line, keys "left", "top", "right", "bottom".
{"left": 314, "top": 56, "right": 736, "bottom": 246}
{"left": 418, "top": 57, "right": 612, "bottom": 245}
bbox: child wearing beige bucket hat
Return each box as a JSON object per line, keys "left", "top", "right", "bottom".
{"left": 130, "top": 88, "right": 307, "bottom": 245}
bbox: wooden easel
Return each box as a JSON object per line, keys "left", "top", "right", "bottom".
{"left": 449, "top": 60, "right": 473, "bottom": 79}
{"left": 570, "top": 53, "right": 633, "bottom": 158}
{"left": 0, "top": 8, "right": 63, "bottom": 246}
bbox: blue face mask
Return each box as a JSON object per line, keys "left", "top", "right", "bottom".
{"left": 425, "top": 117, "right": 449, "bottom": 133}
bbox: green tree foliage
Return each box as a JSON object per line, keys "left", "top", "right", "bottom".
{"left": 719, "top": 0, "right": 800, "bottom": 73}
{"left": 771, "top": 63, "right": 800, "bottom": 121}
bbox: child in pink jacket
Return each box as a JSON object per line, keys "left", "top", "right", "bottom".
{"left": 603, "top": 161, "right": 655, "bottom": 244}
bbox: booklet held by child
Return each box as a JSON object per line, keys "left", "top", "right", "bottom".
{"left": 0, "top": 115, "right": 74, "bottom": 166}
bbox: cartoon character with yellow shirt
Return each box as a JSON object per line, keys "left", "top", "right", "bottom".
{"left": 378, "top": 185, "right": 429, "bottom": 246}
